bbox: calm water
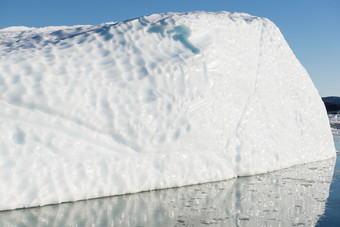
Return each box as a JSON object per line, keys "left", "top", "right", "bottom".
{"left": 316, "top": 134, "right": 340, "bottom": 226}
{"left": 0, "top": 137, "right": 339, "bottom": 227}
{"left": 333, "top": 134, "right": 340, "bottom": 152}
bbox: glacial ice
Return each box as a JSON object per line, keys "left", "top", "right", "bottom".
{"left": 0, "top": 157, "right": 335, "bottom": 226}
{"left": 0, "top": 11, "right": 335, "bottom": 210}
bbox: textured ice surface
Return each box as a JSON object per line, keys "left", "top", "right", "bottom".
{"left": 0, "top": 156, "right": 335, "bottom": 226}
{"left": 0, "top": 11, "right": 335, "bottom": 210}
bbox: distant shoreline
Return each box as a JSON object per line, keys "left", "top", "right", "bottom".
{"left": 322, "top": 96, "right": 340, "bottom": 114}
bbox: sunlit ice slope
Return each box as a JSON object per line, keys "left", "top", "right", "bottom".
{"left": 0, "top": 11, "right": 335, "bottom": 210}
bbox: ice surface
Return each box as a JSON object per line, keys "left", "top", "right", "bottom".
{"left": 0, "top": 157, "right": 334, "bottom": 226}
{"left": 0, "top": 11, "right": 335, "bottom": 210}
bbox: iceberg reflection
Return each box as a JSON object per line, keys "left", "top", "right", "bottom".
{"left": 0, "top": 157, "right": 335, "bottom": 226}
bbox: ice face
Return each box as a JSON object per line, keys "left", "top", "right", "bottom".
{"left": 0, "top": 11, "right": 335, "bottom": 210}
{"left": 0, "top": 157, "right": 335, "bottom": 226}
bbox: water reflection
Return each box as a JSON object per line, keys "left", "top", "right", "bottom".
{"left": 0, "top": 157, "right": 335, "bottom": 226}
{"left": 316, "top": 138, "right": 340, "bottom": 226}
{"left": 333, "top": 135, "right": 340, "bottom": 151}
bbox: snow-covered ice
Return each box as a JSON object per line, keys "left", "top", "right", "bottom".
{"left": 0, "top": 11, "right": 335, "bottom": 210}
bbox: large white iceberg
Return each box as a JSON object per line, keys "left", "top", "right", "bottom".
{"left": 0, "top": 11, "right": 335, "bottom": 210}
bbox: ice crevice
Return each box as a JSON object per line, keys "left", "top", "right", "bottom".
{"left": 0, "top": 11, "right": 335, "bottom": 210}
{"left": 225, "top": 21, "right": 265, "bottom": 174}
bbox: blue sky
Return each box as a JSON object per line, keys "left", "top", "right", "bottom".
{"left": 1, "top": 0, "right": 339, "bottom": 96}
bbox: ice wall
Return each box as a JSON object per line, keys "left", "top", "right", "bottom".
{"left": 0, "top": 11, "right": 335, "bottom": 210}
{"left": 0, "top": 157, "right": 334, "bottom": 226}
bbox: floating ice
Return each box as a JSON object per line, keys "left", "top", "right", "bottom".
{"left": 0, "top": 11, "right": 335, "bottom": 210}
{"left": 329, "top": 114, "right": 340, "bottom": 135}
{"left": 0, "top": 157, "right": 335, "bottom": 226}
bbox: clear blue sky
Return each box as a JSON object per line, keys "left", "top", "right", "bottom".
{"left": 1, "top": 0, "right": 339, "bottom": 97}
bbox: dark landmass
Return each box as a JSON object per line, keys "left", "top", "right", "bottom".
{"left": 322, "top": 96, "right": 340, "bottom": 104}
{"left": 322, "top": 96, "right": 340, "bottom": 114}
{"left": 324, "top": 102, "right": 340, "bottom": 113}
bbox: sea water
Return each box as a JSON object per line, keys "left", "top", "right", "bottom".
{"left": 316, "top": 134, "right": 340, "bottom": 226}
{"left": 333, "top": 135, "right": 340, "bottom": 152}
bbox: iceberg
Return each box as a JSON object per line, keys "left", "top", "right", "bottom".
{"left": 0, "top": 11, "right": 335, "bottom": 210}
{"left": 329, "top": 114, "right": 340, "bottom": 135}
